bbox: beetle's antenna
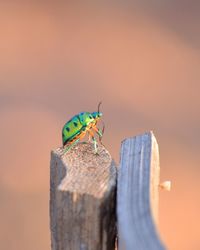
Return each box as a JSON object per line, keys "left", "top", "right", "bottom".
{"left": 102, "top": 121, "right": 105, "bottom": 135}
{"left": 99, "top": 121, "right": 105, "bottom": 140}
{"left": 97, "top": 101, "right": 102, "bottom": 113}
{"left": 99, "top": 121, "right": 105, "bottom": 147}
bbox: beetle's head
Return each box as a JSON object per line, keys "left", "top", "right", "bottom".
{"left": 92, "top": 101, "right": 102, "bottom": 121}
{"left": 91, "top": 111, "right": 102, "bottom": 120}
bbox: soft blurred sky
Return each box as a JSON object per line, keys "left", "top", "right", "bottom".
{"left": 0, "top": 1, "right": 200, "bottom": 250}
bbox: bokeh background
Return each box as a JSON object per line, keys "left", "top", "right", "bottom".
{"left": 1, "top": 1, "right": 200, "bottom": 250}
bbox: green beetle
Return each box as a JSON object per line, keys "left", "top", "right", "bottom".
{"left": 62, "top": 102, "right": 104, "bottom": 154}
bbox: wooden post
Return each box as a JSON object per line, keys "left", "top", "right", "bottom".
{"left": 50, "top": 143, "right": 117, "bottom": 250}
{"left": 117, "top": 132, "right": 166, "bottom": 250}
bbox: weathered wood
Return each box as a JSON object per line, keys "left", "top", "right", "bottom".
{"left": 50, "top": 142, "right": 117, "bottom": 250}
{"left": 117, "top": 132, "right": 166, "bottom": 250}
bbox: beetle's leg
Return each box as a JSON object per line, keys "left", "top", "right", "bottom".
{"left": 92, "top": 126, "right": 103, "bottom": 139}
{"left": 84, "top": 126, "right": 93, "bottom": 143}
{"left": 92, "top": 136, "right": 98, "bottom": 154}
{"left": 63, "top": 138, "right": 80, "bottom": 154}
{"left": 63, "top": 130, "right": 86, "bottom": 153}
{"left": 92, "top": 124, "right": 105, "bottom": 146}
{"left": 88, "top": 130, "right": 98, "bottom": 154}
{"left": 88, "top": 133, "right": 92, "bottom": 142}
{"left": 77, "top": 130, "right": 88, "bottom": 144}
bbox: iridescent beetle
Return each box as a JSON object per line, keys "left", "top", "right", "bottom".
{"left": 62, "top": 102, "right": 104, "bottom": 154}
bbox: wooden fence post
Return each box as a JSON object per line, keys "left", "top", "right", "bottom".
{"left": 117, "top": 131, "right": 166, "bottom": 250}
{"left": 50, "top": 143, "right": 117, "bottom": 250}
{"left": 50, "top": 131, "right": 167, "bottom": 250}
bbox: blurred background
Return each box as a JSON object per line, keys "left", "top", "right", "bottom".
{"left": 0, "top": 1, "right": 200, "bottom": 250}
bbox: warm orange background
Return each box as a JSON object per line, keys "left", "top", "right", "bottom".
{"left": 0, "top": 2, "right": 200, "bottom": 250}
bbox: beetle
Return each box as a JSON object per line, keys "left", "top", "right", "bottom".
{"left": 62, "top": 102, "right": 104, "bottom": 154}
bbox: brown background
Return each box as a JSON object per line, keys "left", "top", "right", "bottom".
{"left": 0, "top": 1, "right": 200, "bottom": 250}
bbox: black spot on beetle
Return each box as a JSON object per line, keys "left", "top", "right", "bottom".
{"left": 73, "top": 122, "right": 78, "bottom": 127}
{"left": 66, "top": 127, "right": 70, "bottom": 132}
{"left": 89, "top": 115, "right": 93, "bottom": 119}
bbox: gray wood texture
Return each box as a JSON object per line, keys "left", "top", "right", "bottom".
{"left": 50, "top": 142, "right": 117, "bottom": 250}
{"left": 117, "top": 132, "right": 166, "bottom": 250}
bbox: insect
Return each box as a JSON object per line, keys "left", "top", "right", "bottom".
{"left": 62, "top": 102, "right": 104, "bottom": 154}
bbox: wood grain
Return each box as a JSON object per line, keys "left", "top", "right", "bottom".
{"left": 50, "top": 142, "right": 117, "bottom": 250}
{"left": 117, "top": 132, "right": 166, "bottom": 250}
